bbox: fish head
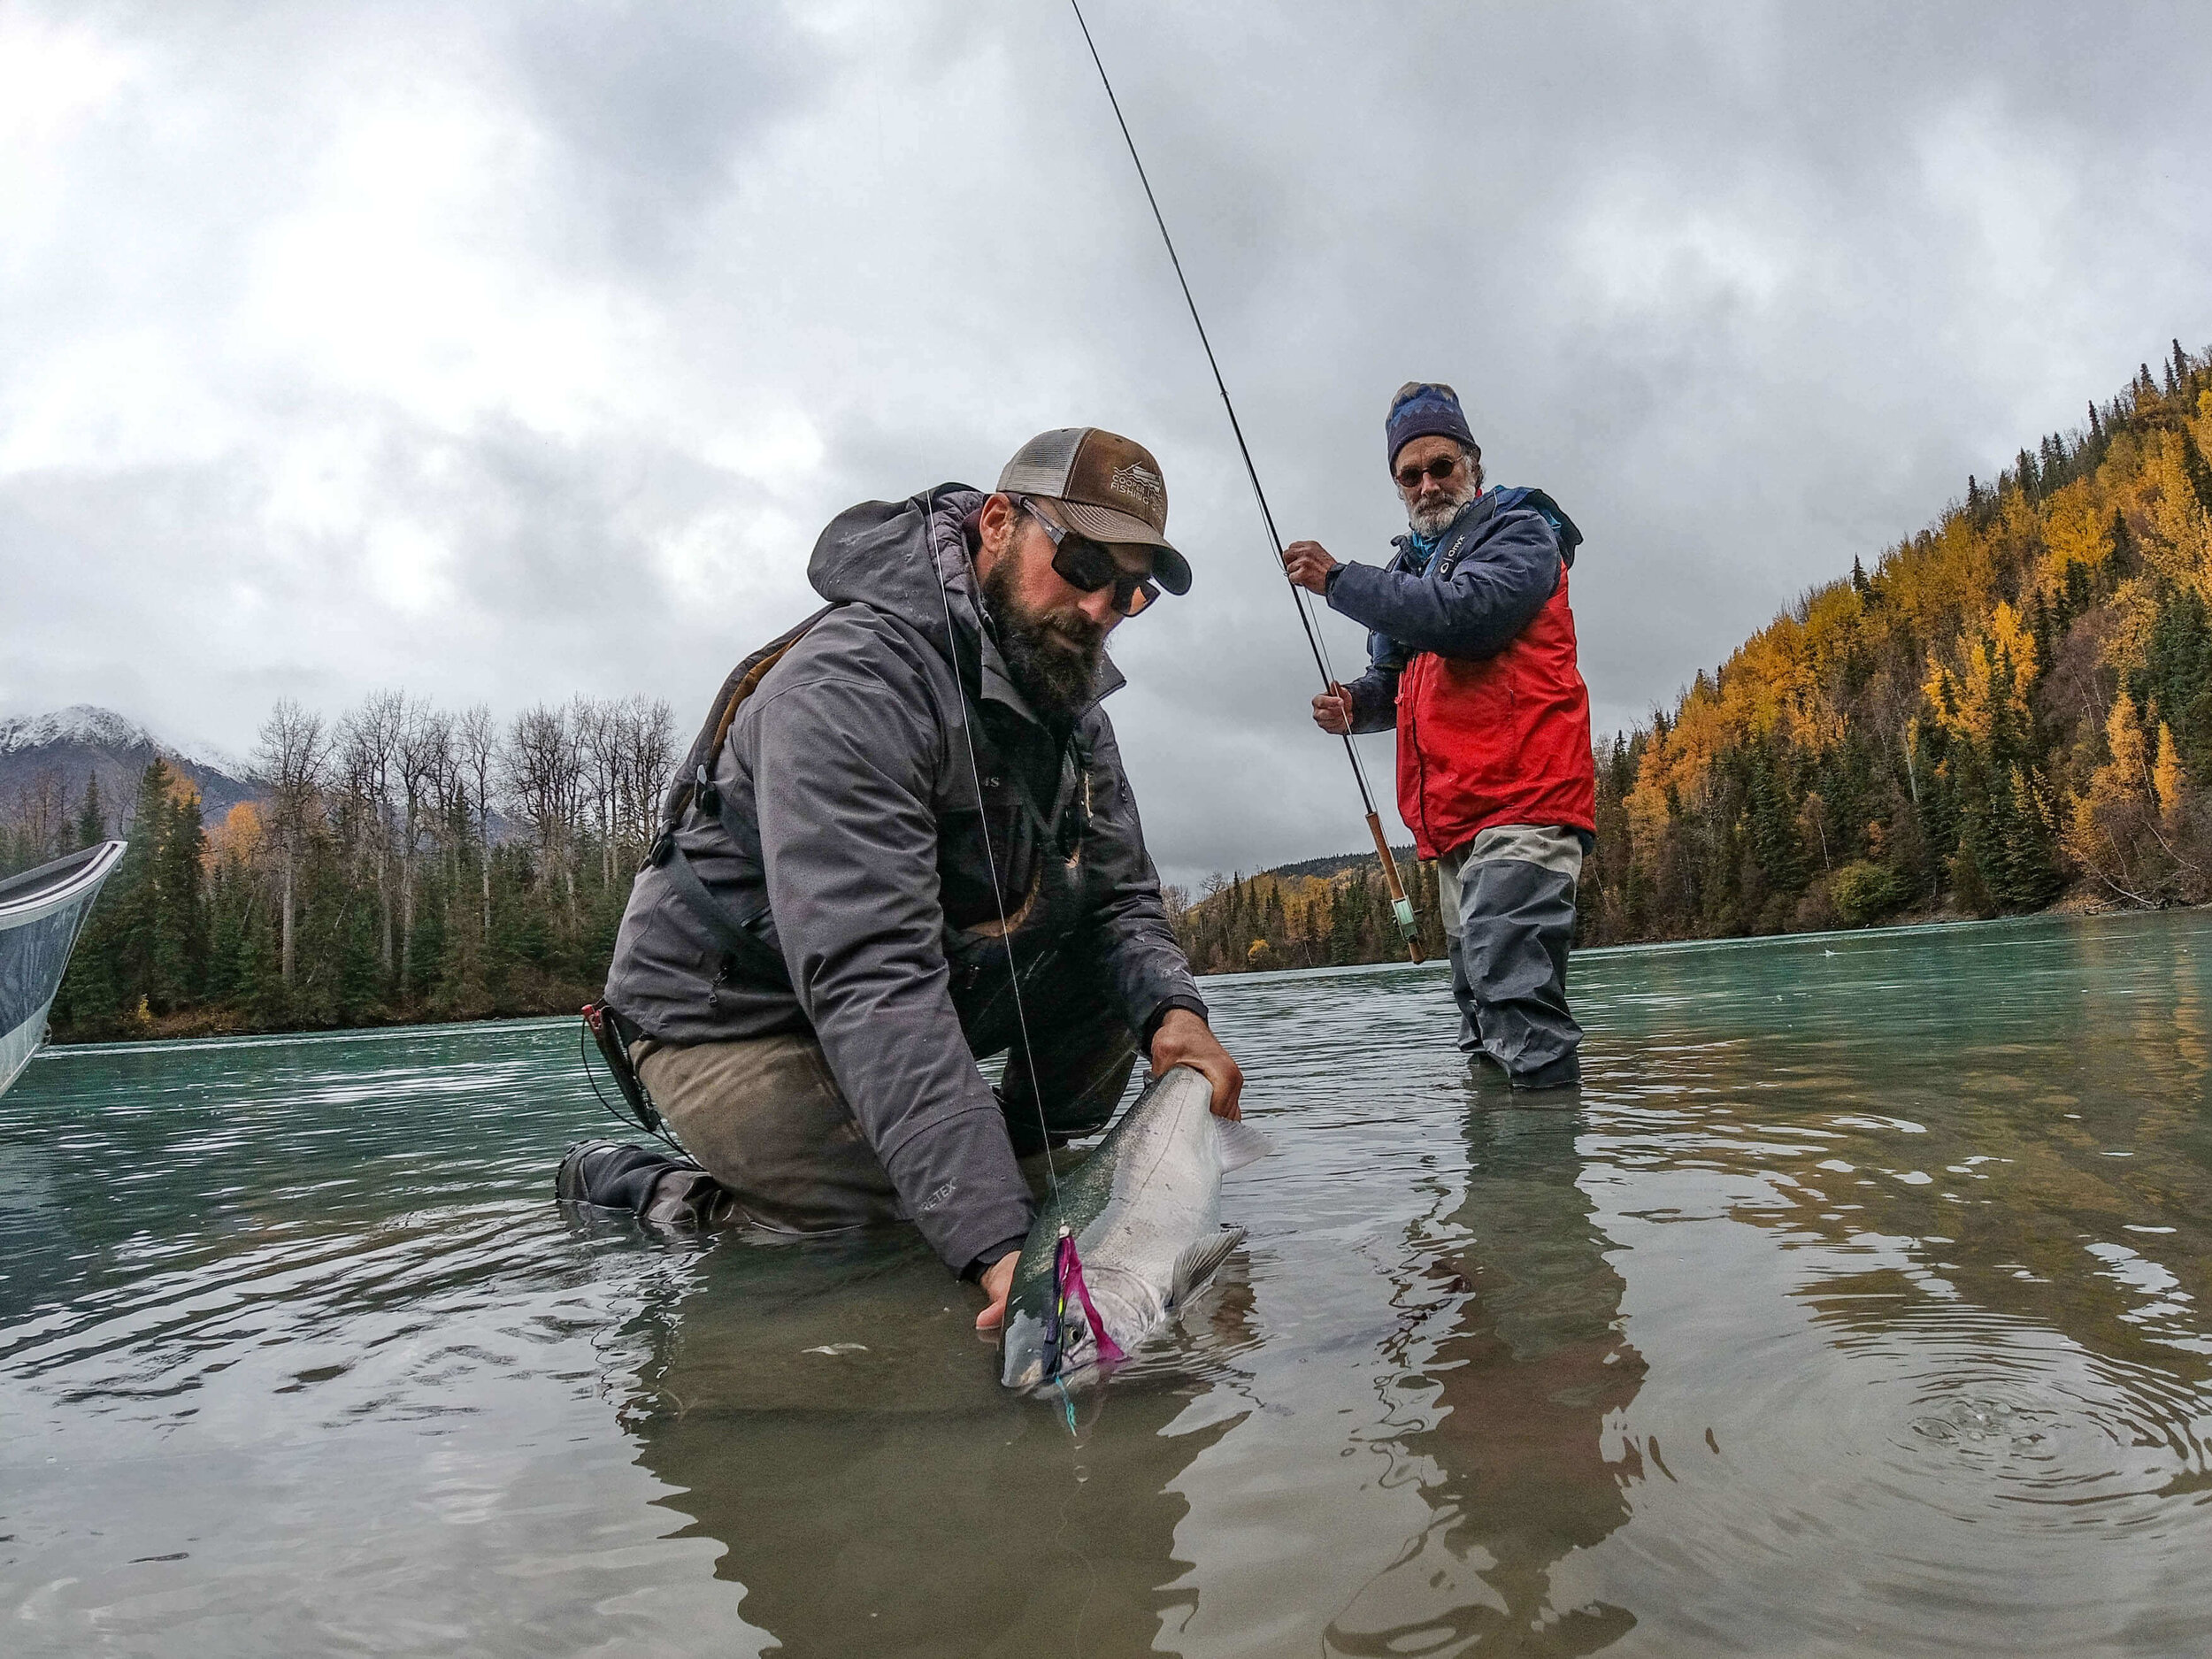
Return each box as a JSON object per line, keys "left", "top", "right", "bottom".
{"left": 1000, "top": 1303, "right": 1050, "bottom": 1391}
{"left": 999, "top": 1284, "right": 1107, "bottom": 1393}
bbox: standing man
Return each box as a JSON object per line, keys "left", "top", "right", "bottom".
{"left": 577, "top": 428, "right": 1243, "bottom": 1327}
{"left": 1282, "top": 383, "right": 1594, "bottom": 1089}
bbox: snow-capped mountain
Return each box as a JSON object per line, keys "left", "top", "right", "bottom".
{"left": 0, "top": 705, "right": 260, "bottom": 830}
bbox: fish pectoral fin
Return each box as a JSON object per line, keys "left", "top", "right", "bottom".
{"left": 1215, "top": 1118, "right": 1276, "bottom": 1172}
{"left": 1168, "top": 1225, "right": 1246, "bottom": 1308}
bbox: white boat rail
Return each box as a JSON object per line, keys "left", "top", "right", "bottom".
{"left": 1, "top": 839, "right": 129, "bottom": 1097}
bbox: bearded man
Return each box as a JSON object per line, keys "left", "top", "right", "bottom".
{"left": 1283, "top": 383, "right": 1594, "bottom": 1089}
{"left": 581, "top": 428, "right": 1243, "bottom": 1328}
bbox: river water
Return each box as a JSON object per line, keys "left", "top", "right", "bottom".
{"left": 3, "top": 910, "right": 2208, "bottom": 1656}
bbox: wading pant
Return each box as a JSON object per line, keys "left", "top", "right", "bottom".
{"left": 1439, "top": 824, "right": 1585, "bottom": 1089}
{"left": 630, "top": 935, "right": 1139, "bottom": 1235}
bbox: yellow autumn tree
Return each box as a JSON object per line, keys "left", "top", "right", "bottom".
{"left": 2154, "top": 722, "right": 2185, "bottom": 822}
{"left": 2105, "top": 688, "right": 2151, "bottom": 793}
{"left": 1923, "top": 599, "right": 2037, "bottom": 747}
{"left": 206, "top": 799, "right": 265, "bottom": 870}
{"left": 2038, "top": 480, "right": 2113, "bottom": 595}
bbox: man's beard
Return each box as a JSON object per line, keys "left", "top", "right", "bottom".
{"left": 981, "top": 557, "right": 1108, "bottom": 724}
{"left": 1407, "top": 475, "right": 1480, "bottom": 538}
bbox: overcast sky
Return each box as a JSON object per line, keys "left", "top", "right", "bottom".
{"left": 5, "top": 1, "right": 2210, "bottom": 885}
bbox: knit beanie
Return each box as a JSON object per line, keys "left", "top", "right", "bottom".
{"left": 1386, "top": 381, "right": 1479, "bottom": 469}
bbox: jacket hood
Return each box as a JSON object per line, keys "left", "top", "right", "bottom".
{"left": 1394, "top": 488, "right": 1581, "bottom": 572}
{"left": 809, "top": 484, "right": 986, "bottom": 656}
{"left": 807, "top": 484, "right": 1125, "bottom": 720}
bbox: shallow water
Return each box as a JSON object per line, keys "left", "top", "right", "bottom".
{"left": 4, "top": 911, "right": 2210, "bottom": 1656}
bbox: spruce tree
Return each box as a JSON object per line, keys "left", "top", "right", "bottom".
{"left": 2179, "top": 428, "right": 2212, "bottom": 519}
{"left": 156, "top": 775, "right": 209, "bottom": 1002}
{"left": 74, "top": 774, "right": 106, "bottom": 849}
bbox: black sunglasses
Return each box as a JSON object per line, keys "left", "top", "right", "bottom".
{"left": 1017, "top": 498, "right": 1159, "bottom": 616}
{"left": 1394, "top": 454, "right": 1463, "bottom": 489}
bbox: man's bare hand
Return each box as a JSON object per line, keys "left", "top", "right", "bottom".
{"left": 1282, "top": 540, "right": 1338, "bottom": 595}
{"left": 1312, "top": 681, "right": 1355, "bottom": 736}
{"left": 1150, "top": 1008, "right": 1244, "bottom": 1120}
{"left": 974, "top": 1253, "right": 1017, "bottom": 1332}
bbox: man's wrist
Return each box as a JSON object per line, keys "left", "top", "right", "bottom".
{"left": 963, "top": 1236, "right": 1025, "bottom": 1282}
{"left": 1142, "top": 996, "right": 1210, "bottom": 1047}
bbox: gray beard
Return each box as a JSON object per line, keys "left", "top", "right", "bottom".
{"left": 1408, "top": 480, "right": 1479, "bottom": 539}
{"left": 980, "top": 557, "right": 1106, "bottom": 725}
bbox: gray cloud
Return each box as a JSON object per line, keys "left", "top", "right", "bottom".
{"left": 4, "top": 0, "right": 2209, "bottom": 887}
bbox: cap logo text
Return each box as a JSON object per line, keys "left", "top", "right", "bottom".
{"left": 1108, "top": 463, "right": 1164, "bottom": 511}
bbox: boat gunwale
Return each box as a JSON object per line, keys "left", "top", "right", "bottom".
{"left": 0, "top": 841, "right": 128, "bottom": 929}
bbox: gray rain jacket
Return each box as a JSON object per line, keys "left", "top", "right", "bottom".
{"left": 602, "top": 486, "right": 1206, "bottom": 1275}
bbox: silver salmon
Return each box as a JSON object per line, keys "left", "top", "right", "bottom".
{"left": 999, "top": 1064, "right": 1271, "bottom": 1391}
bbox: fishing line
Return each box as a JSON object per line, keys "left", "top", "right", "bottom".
{"left": 577, "top": 1019, "right": 684, "bottom": 1154}
{"left": 1064, "top": 0, "right": 1425, "bottom": 959}
{"left": 930, "top": 491, "right": 1063, "bottom": 1206}
{"left": 1064, "top": 1, "right": 1351, "bottom": 718}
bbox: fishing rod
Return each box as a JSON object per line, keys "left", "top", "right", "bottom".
{"left": 1065, "top": 0, "right": 1424, "bottom": 964}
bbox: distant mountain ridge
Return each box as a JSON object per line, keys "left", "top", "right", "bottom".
{"left": 0, "top": 704, "right": 260, "bottom": 833}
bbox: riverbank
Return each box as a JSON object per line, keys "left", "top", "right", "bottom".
{"left": 44, "top": 887, "right": 2171, "bottom": 1048}
{"left": 48, "top": 968, "right": 603, "bottom": 1048}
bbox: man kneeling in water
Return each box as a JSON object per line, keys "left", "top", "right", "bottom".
{"left": 567, "top": 428, "right": 1243, "bottom": 1329}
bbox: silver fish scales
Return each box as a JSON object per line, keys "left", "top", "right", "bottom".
{"left": 1000, "top": 1064, "right": 1271, "bottom": 1391}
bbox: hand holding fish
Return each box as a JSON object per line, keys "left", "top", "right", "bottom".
{"left": 975, "top": 1253, "right": 1018, "bottom": 1333}
{"left": 1149, "top": 1008, "right": 1243, "bottom": 1119}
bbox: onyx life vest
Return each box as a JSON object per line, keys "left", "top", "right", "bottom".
{"left": 1395, "top": 495, "right": 1595, "bottom": 860}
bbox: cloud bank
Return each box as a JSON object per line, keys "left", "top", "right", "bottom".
{"left": 4, "top": 0, "right": 2209, "bottom": 884}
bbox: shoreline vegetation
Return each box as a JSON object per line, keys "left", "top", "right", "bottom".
{"left": 13, "top": 344, "right": 2212, "bottom": 1047}
{"left": 1176, "top": 342, "right": 2212, "bottom": 975}
{"left": 11, "top": 695, "right": 672, "bottom": 1048}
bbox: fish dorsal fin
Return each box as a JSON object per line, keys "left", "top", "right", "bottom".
{"left": 1215, "top": 1118, "right": 1276, "bottom": 1173}
{"left": 1169, "top": 1225, "right": 1246, "bottom": 1308}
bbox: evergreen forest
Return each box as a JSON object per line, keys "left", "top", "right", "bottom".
{"left": 5, "top": 695, "right": 674, "bottom": 1041}
{"left": 1175, "top": 342, "right": 2212, "bottom": 973}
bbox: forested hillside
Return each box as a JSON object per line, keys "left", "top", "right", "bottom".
{"left": 6, "top": 695, "right": 674, "bottom": 1041}
{"left": 1178, "top": 340, "right": 2212, "bottom": 971}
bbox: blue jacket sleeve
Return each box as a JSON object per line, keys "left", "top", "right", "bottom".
{"left": 1341, "top": 635, "right": 1403, "bottom": 733}
{"left": 1325, "top": 507, "right": 1562, "bottom": 661}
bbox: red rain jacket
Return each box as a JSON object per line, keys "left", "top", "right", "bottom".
{"left": 1327, "top": 488, "right": 1595, "bottom": 861}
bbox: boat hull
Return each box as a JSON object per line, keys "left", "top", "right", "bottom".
{"left": 0, "top": 841, "right": 127, "bottom": 1098}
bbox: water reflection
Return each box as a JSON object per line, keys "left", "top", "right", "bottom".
{"left": 1328, "top": 1094, "right": 1642, "bottom": 1656}
{"left": 1566, "top": 913, "right": 2212, "bottom": 1651}
{"left": 620, "top": 1229, "right": 1252, "bottom": 1657}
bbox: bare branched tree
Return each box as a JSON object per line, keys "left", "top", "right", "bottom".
{"left": 395, "top": 698, "right": 448, "bottom": 989}
{"left": 255, "top": 698, "right": 331, "bottom": 987}
{"left": 457, "top": 703, "right": 498, "bottom": 938}
{"left": 503, "top": 703, "right": 584, "bottom": 932}
{"left": 338, "top": 690, "right": 405, "bottom": 978}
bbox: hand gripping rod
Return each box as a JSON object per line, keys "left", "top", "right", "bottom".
{"left": 1066, "top": 0, "right": 1423, "bottom": 962}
